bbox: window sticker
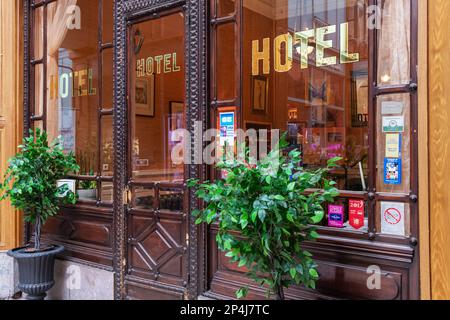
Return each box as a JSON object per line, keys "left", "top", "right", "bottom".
{"left": 381, "top": 101, "right": 404, "bottom": 115}
{"left": 385, "top": 133, "right": 401, "bottom": 158}
{"left": 328, "top": 204, "right": 344, "bottom": 228}
{"left": 219, "top": 112, "right": 235, "bottom": 146}
{"left": 381, "top": 202, "right": 405, "bottom": 236}
{"left": 384, "top": 158, "right": 402, "bottom": 185}
{"left": 382, "top": 116, "right": 404, "bottom": 133}
{"left": 349, "top": 199, "right": 365, "bottom": 230}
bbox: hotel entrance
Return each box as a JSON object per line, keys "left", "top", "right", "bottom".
{"left": 123, "top": 8, "right": 189, "bottom": 300}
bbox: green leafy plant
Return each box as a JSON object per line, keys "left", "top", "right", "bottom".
{"left": 78, "top": 169, "right": 97, "bottom": 190}
{"left": 0, "top": 129, "right": 80, "bottom": 251}
{"left": 188, "top": 134, "right": 340, "bottom": 300}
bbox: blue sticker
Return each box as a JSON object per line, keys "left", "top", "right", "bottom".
{"left": 384, "top": 158, "right": 402, "bottom": 185}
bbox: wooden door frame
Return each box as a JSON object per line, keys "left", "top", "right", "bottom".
{"left": 113, "top": 0, "right": 209, "bottom": 300}
{"left": 0, "top": 0, "right": 23, "bottom": 251}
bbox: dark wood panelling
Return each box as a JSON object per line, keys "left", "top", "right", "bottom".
{"left": 41, "top": 206, "right": 114, "bottom": 268}
{"left": 207, "top": 226, "right": 413, "bottom": 300}
{"left": 127, "top": 210, "right": 187, "bottom": 288}
{"left": 125, "top": 277, "right": 185, "bottom": 300}
{"left": 207, "top": 230, "right": 417, "bottom": 300}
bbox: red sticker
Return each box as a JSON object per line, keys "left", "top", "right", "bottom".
{"left": 349, "top": 199, "right": 365, "bottom": 230}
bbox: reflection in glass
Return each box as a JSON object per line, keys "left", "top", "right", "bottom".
{"left": 216, "top": 23, "right": 236, "bottom": 101}
{"left": 101, "top": 115, "right": 114, "bottom": 175}
{"left": 45, "top": 0, "right": 101, "bottom": 175}
{"left": 160, "top": 189, "right": 184, "bottom": 212}
{"left": 240, "top": 0, "right": 370, "bottom": 192}
{"left": 34, "top": 63, "right": 44, "bottom": 117}
{"left": 76, "top": 180, "right": 97, "bottom": 202}
{"left": 377, "top": 0, "right": 410, "bottom": 85}
{"left": 130, "top": 12, "right": 186, "bottom": 183}
{"left": 102, "top": 49, "right": 114, "bottom": 109}
{"left": 132, "top": 187, "right": 155, "bottom": 210}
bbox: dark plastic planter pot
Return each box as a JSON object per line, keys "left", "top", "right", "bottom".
{"left": 7, "top": 245, "right": 64, "bottom": 300}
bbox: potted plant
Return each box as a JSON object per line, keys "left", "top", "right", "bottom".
{"left": 188, "top": 134, "right": 340, "bottom": 299}
{"left": 0, "top": 129, "right": 79, "bottom": 300}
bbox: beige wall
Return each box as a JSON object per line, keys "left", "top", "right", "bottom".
{"left": 0, "top": 0, "right": 23, "bottom": 251}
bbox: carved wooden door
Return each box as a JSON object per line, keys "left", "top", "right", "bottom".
{"left": 124, "top": 8, "right": 189, "bottom": 300}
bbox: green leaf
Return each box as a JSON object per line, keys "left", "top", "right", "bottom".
{"left": 286, "top": 213, "right": 294, "bottom": 223}
{"left": 236, "top": 287, "right": 248, "bottom": 299}
{"left": 287, "top": 182, "right": 296, "bottom": 191}
{"left": 258, "top": 209, "right": 266, "bottom": 222}
{"left": 290, "top": 267, "right": 297, "bottom": 279}
{"left": 311, "top": 210, "right": 324, "bottom": 224}
{"left": 225, "top": 251, "right": 234, "bottom": 258}
{"left": 303, "top": 251, "right": 313, "bottom": 257}
{"left": 309, "top": 268, "right": 319, "bottom": 278}
{"left": 310, "top": 230, "right": 320, "bottom": 239}
{"left": 251, "top": 211, "right": 258, "bottom": 222}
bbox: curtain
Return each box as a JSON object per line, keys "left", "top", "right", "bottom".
{"left": 377, "top": 0, "right": 410, "bottom": 85}
{"left": 46, "top": 0, "right": 77, "bottom": 140}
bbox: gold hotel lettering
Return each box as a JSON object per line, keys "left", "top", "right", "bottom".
{"left": 252, "top": 22, "right": 359, "bottom": 76}
{"left": 137, "top": 52, "right": 181, "bottom": 77}
{"left": 50, "top": 68, "right": 97, "bottom": 99}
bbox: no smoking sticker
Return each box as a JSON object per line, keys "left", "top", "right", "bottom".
{"left": 380, "top": 202, "right": 405, "bottom": 236}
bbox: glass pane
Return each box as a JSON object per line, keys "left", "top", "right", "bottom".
{"left": 376, "top": 201, "right": 410, "bottom": 237}
{"left": 100, "top": 181, "right": 113, "bottom": 204}
{"left": 46, "top": 0, "right": 99, "bottom": 173}
{"left": 238, "top": 0, "right": 369, "bottom": 192}
{"left": 130, "top": 12, "right": 185, "bottom": 183}
{"left": 159, "top": 188, "right": 184, "bottom": 213}
{"left": 216, "top": 23, "right": 236, "bottom": 101}
{"left": 34, "top": 63, "right": 44, "bottom": 117}
{"left": 132, "top": 186, "right": 156, "bottom": 210}
{"left": 102, "top": 49, "right": 113, "bottom": 109}
{"left": 102, "top": 0, "right": 114, "bottom": 44}
{"left": 376, "top": 94, "right": 410, "bottom": 194}
{"left": 101, "top": 115, "right": 114, "bottom": 175}
{"left": 377, "top": 0, "right": 410, "bottom": 85}
{"left": 33, "top": 6, "right": 44, "bottom": 60}
{"left": 76, "top": 179, "right": 98, "bottom": 201}
{"left": 33, "top": 120, "right": 44, "bottom": 131}
{"left": 317, "top": 197, "right": 368, "bottom": 232}
{"left": 216, "top": 0, "right": 235, "bottom": 17}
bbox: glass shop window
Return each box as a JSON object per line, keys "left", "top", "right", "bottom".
{"left": 211, "top": 0, "right": 413, "bottom": 236}
{"left": 30, "top": 0, "right": 114, "bottom": 204}
{"left": 242, "top": 0, "right": 369, "bottom": 192}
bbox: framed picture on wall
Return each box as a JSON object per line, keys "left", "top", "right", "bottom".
{"left": 252, "top": 75, "right": 269, "bottom": 113}
{"left": 169, "top": 101, "right": 184, "bottom": 131}
{"left": 135, "top": 74, "right": 155, "bottom": 117}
